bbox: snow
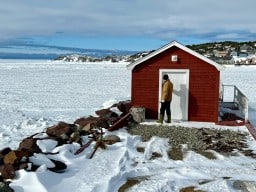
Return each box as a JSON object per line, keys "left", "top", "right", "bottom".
{"left": 1, "top": 59, "right": 256, "bottom": 192}
{"left": 36, "top": 139, "right": 58, "bottom": 153}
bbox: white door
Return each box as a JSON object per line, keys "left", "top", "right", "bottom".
{"left": 159, "top": 69, "right": 189, "bottom": 121}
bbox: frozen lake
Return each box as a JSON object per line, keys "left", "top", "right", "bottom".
{"left": 0, "top": 60, "right": 131, "bottom": 121}
{"left": 0, "top": 60, "right": 130, "bottom": 149}
{"left": 0, "top": 60, "right": 256, "bottom": 149}
{"left": 1, "top": 60, "right": 256, "bottom": 192}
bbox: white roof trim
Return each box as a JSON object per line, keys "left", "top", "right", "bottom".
{"left": 126, "top": 40, "right": 224, "bottom": 71}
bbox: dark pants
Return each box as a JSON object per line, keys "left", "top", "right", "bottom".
{"left": 160, "top": 101, "right": 171, "bottom": 116}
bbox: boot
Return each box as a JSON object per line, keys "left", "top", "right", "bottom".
{"left": 156, "top": 114, "right": 164, "bottom": 124}
{"left": 166, "top": 115, "right": 171, "bottom": 123}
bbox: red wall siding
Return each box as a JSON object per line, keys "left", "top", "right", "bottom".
{"left": 131, "top": 46, "right": 220, "bottom": 122}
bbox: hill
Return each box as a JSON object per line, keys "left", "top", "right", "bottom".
{"left": 0, "top": 43, "right": 136, "bottom": 60}
{"left": 187, "top": 41, "right": 256, "bottom": 65}
{"left": 1, "top": 41, "right": 255, "bottom": 64}
{"left": 54, "top": 41, "right": 256, "bottom": 64}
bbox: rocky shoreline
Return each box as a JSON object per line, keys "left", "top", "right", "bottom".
{"left": 127, "top": 124, "right": 253, "bottom": 159}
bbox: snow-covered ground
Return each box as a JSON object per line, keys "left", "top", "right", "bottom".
{"left": 0, "top": 59, "right": 130, "bottom": 150}
{"left": 1, "top": 59, "right": 256, "bottom": 192}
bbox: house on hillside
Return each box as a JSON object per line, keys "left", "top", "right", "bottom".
{"left": 213, "top": 50, "right": 229, "bottom": 58}
{"left": 127, "top": 41, "right": 224, "bottom": 123}
{"left": 240, "top": 44, "right": 254, "bottom": 54}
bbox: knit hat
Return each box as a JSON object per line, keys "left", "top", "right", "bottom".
{"left": 163, "top": 74, "right": 169, "bottom": 80}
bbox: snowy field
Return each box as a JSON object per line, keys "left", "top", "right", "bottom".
{"left": 0, "top": 59, "right": 131, "bottom": 149}
{"left": 1, "top": 59, "right": 256, "bottom": 192}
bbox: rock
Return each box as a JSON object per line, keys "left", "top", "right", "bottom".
{"left": 82, "top": 123, "right": 92, "bottom": 132}
{"left": 3, "top": 151, "right": 18, "bottom": 165}
{"left": 18, "top": 137, "right": 41, "bottom": 156}
{"left": 95, "top": 109, "right": 119, "bottom": 118}
{"left": 1, "top": 148, "right": 12, "bottom": 165}
{"left": 0, "top": 156, "right": 3, "bottom": 166}
{"left": 0, "top": 148, "right": 12, "bottom": 156}
{"left": 130, "top": 107, "right": 145, "bottom": 123}
{"left": 104, "top": 135, "right": 121, "bottom": 145}
{"left": 74, "top": 116, "right": 109, "bottom": 129}
{"left": 0, "top": 164, "right": 16, "bottom": 180}
{"left": 74, "top": 116, "right": 99, "bottom": 127}
{"left": 117, "top": 100, "right": 132, "bottom": 115}
{"left": 46, "top": 122, "right": 76, "bottom": 138}
{"left": 0, "top": 182, "right": 14, "bottom": 192}
{"left": 15, "top": 150, "right": 30, "bottom": 160}
{"left": 2, "top": 150, "right": 29, "bottom": 173}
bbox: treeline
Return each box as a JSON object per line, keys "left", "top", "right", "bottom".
{"left": 187, "top": 41, "right": 256, "bottom": 54}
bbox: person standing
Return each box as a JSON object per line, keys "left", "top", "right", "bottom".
{"left": 157, "top": 74, "right": 173, "bottom": 123}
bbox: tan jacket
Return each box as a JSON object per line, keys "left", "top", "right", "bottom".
{"left": 161, "top": 79, "right": 173, "bottom": 102}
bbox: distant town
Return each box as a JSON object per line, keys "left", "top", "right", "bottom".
{"left": 55, "top": 41, "right": 256, "bottom": 65}
{"left": 187, "top": 41, "right": 256, "bottom": 65}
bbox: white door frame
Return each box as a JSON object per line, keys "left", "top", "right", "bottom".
{"left": 158, "top": 69, "right": 190, "bottom": 121}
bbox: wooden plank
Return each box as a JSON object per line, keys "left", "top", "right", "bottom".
{"left": 108, "top": 113, "right": 132, "bottom": 131}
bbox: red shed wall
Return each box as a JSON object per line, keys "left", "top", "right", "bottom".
{"left": 131, "top": 46, "right": 220, "bottom": 122}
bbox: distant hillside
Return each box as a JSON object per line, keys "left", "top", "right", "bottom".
{"left": 54, "top": 50, "right": 155, "bottom": 63}
{"left": 0, "top": 44, "right": 137, "bottom": 60}
{"left": 187, "top": 41, "right": 256, "bottom": 65}
{"left": 54, "top": 40, "right": 256, "bottom": 64}
{"left": 187, "top": 41, "right": 256, "bottom": 55}
{"left": 2, "top": 41, "right": 255, "bottom": 64}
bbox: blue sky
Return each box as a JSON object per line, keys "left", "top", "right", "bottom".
{"left": 1, "top": 0, "right": 256, "bottom": 51}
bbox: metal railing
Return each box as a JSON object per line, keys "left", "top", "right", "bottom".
{"left": 220, "top": 84, "right": 249, "bottom": 122}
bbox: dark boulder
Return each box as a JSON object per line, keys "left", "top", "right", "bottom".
{"left": 0, "top": 164, "right": 16, "bottom": 180}
{"left": 18, "top": 137, "right": 41, "bottom": 156}
{"left": 1, "top": 148, "right": 12, "bottom": 156}
{"left": 0, "top": 148, "right": 12, "bottom": 165}
{"left": 95, "top": 109, "right": 119, "bottom": 118}
{"left": 46, "top": 122, "right": 76, "bottom": 139}
{"left": 74, "top": 116, "right": 109, "bottom": 129}
{"left": 117, "top": 100, "right": 132, "bottom": 115}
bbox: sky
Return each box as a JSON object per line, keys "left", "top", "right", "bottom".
{"left": 0, "top": 0, "right": 256, "bottom": 51}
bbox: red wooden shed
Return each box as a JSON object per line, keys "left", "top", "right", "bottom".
{"left": 127, "top": 40, "right": 224, "bottom": 123}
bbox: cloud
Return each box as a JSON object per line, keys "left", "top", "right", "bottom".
{"left": 0, "top": 0, "right": 255, "bottom": 48}
{"left": 215, "top": 32, "right": 247, "bottom": 40}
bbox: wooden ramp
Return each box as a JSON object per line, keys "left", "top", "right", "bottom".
{"left": 108, "top": 113, "right": 132, "bottom": 131}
